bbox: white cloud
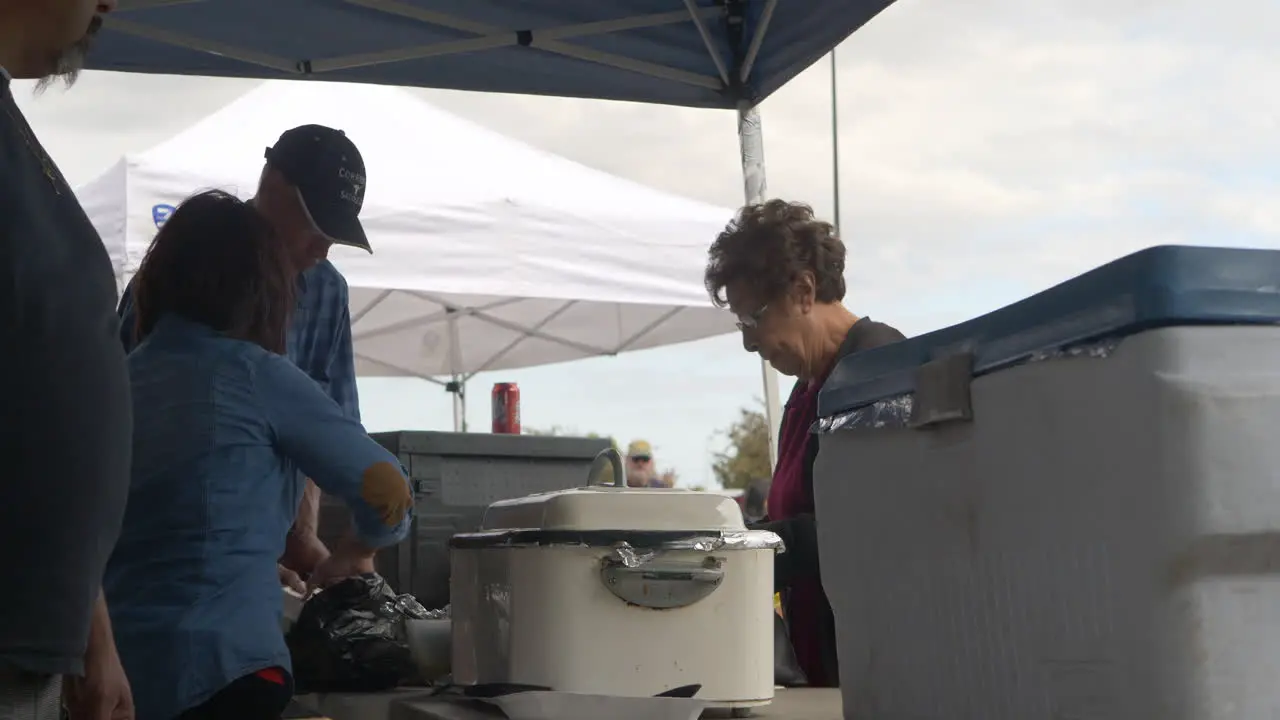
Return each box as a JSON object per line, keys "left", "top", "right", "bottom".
{"left": 17, "top": 1, "right": 1276, "bottom": 311}
{"left": 11, "top": 0, "right": 1280, "bottom": 482}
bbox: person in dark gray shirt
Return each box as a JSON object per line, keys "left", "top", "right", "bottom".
{"left": 0, "top": 1, "right": 134, "bottom": 719}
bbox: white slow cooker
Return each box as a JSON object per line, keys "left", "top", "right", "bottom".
{"left": 449, "top": 486, "right": 783, "bottom": 713}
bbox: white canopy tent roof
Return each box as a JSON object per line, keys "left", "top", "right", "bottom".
{"left": 78, "top": 79, "right": 737, "bottom": 425}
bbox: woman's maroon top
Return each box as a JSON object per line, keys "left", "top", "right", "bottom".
{"left": 766, "top": 317, "right": 906, "bottom": 687}
{"left": 768, "top": 374, "right": 831, "bottom": 684}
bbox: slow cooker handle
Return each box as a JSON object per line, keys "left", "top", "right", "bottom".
{"left": 587, "top": 447, "right": 627, "bottom": 487}
{"left": 599, "top": 556, "right": 725, "bottom": 609}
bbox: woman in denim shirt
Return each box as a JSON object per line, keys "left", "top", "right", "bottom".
{"left": 103, "top": 191, "right": 414, "bottom": 720}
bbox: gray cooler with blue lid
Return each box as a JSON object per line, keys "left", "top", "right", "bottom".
{"left": 812, "top": 245, "right": 1280, "bottom": 720}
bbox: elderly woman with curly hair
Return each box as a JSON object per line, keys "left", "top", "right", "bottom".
{"left": 705, "top": 199, "right": 905, "bottom": 688}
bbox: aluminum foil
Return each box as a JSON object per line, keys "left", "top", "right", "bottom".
{"left": 610, "top": 545, "right": 657, "bottom": 568}
{"left": 815, "top": 337, "right": 1120, "bottom": 433}
{"left": 387, "top": 592, "right": 431, "bottom": 620}
{"left": 606, "top": 530, "right": 785, "bottom": 566}
{"left": 813, "top": 394, "right": 913, "bottom": 434}
{"left": 418, "top": 604, "right": 450, "bottom": 620}
{"left": 633, "top": 530, "right": 783, "bottom": 554}
{"left": 458, "top": 529, "right": 785, "bottom": 554}
{"left": 1025, "top": 336, "right": 1118, "bottom": 363}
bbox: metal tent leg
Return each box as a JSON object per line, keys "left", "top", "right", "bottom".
{"left": 737, "top": 101, "right": 783, "bottom": 471}
{"left": 446, "top": 310, "right": 467, "bottom": 432}
{"left": 446, "top": 378, "right": 466, "bottom": 432}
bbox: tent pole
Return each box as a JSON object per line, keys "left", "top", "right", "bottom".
{"left": 449, "top": 377, "right": 466, "bottom": 432}
{"left": 737, "top": 101, "right": 782, "bottom": 471}
{"left": 830, "top": 47, "right": 841, "bottom": 233}
{"left": 443, "top": 377, "right": 466, "bottom": 432}
{"left": 446, "top": 310, "right": 466, "bottom": 432}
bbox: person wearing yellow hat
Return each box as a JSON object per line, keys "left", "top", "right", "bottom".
{"left": 625, "top": 440, "right": 667, "bottom": 488}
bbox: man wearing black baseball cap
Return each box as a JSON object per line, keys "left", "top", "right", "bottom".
{"left": 119, "top": 124, "right": 376, "bottom": 587}
{"left": 258, "top": 124, "right": 370, "bottom": 262}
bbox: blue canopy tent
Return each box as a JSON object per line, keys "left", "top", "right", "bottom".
{"left": 92, "top": 0, "right": 899, "bottom": 455}
{"left": 95, "top": 1, "right": 894, "bottom": 108}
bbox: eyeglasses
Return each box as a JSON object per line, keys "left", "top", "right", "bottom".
{"left": 735, "top": 303, "right": 769, "bottom": 332}
{"left": 629, "top": 456, "right": 651, "bottom": 463}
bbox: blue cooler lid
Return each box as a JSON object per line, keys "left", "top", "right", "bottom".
{"left": 818, "top": 245, "right": 1280, "bottom": 418}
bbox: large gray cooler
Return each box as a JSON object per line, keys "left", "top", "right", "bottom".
{"left": 319, "top": 431, "right": 610, "bottom": 609}
{"left": 813, "top": 245, "right": 1280, "bottom": 720}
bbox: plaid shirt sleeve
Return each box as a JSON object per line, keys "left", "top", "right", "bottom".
{"left": 324, "top": 285, "right": 361, "bottom": 422}
{"left": 293, "top": 262, "right": 361, "bottom": 422}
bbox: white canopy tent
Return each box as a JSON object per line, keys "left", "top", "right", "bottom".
{"left": 78, "top": 79, "right": 738, "bottom": 429}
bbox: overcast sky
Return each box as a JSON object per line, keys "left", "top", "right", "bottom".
{"left": 15, "top": 0, "right": 1279, "bottom": 486}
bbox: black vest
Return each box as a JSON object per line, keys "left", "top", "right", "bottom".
{"left": 0, "top": 77, "right": 133, "bottom": 675}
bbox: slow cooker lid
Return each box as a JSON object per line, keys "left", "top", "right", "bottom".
{"left": 478, "top": 486, "right": 747, "bottom": 533}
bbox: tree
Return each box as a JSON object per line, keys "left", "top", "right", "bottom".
{"left": 711, "top": 406, "right": 771, "bottom": 490}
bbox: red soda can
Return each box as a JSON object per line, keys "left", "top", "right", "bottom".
{"left": 491, "top": 382, "right": 521, "bottom": 434}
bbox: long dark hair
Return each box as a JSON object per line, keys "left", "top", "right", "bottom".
{"left": 132, "top": 189, "right": 295, "bottom": 353}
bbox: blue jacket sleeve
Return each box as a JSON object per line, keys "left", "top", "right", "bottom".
{"left": 252, "top": 352, "right": 411, "bottom": 548}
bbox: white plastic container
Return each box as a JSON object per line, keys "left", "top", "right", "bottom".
{"left": 406, "top": 617, "right": 452, "bottom": 682}
{"left": 449, "top": 486, "right": 782, "bottom": 712}
{"left": 281, "top": 586, "right": 304, "bottom": 633}
{"left": 814, "top": 246, "right": 1280, "bottom": 719}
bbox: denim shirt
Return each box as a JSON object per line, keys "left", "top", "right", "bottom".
{"left": 104, "top": 315, "right": 411, "bottom": 720}
{"left": 118, "top": 259, "right": 360, "bottom": 421}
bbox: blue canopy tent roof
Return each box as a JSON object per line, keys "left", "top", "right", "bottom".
{"left": 94, "top": 0, "right": 896, "bottom": 109}
{"left": 92, "top": 0, "right": 899, "bottom": 452}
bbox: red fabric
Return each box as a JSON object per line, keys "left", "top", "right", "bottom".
{"left": 768, "top": 377, "right": 831, "bottom": 686}
{"left": 253, "top": 667, "right": 286, "bottom": 685}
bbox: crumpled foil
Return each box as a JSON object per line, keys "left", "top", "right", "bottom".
{"left": 814, "top": 337, "right": 1120, "bottom": 433}
{"left": 458, "top": 528, "right": 785, "bottom": 554}
{"left": 388, "top": 593, "right": 430, "bottom": 620}
{"left": 418, "top": 603, "right": 450, "bottom": 620}
{"left": 605, "top": 531, "right": 785, "bottom": 567}
{"left": 609, "top": 545, "right": 657, "bottom": 568}
{"left": 1026, "top": 337, "right": 1118, "bottom": 363}
{"left": 813, "top": 394, "right": 914, "bottom": 434}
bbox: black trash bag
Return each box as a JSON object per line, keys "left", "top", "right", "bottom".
{"left": 286, "top": 573, "right": 429, "bottom": 693}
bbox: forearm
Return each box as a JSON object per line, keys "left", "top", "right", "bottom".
{"left": 292, "top": 479, "right": 322, "bottom": 535}
{"left": 333, "top": 527, "right": 378, "bottom": 572}
{"left": 283, "top": 481, "right": 330, "bottom": 577}
{"left": 87, "top": 588, "right": 115, "bottom": 656}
